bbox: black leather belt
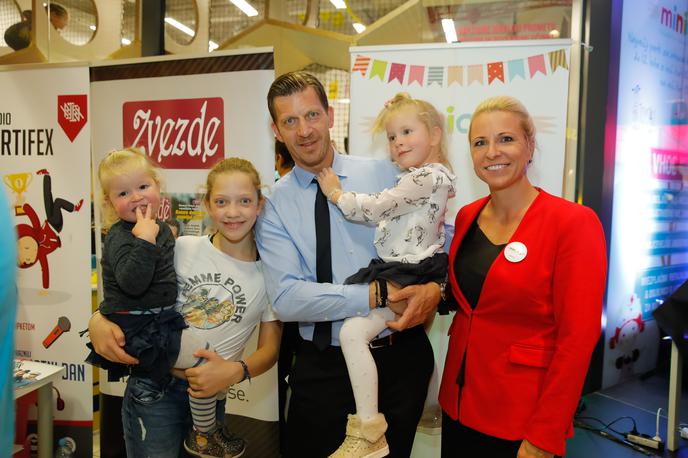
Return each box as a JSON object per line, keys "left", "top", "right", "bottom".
{"left": 369, "top": 325, "right": 424, "bottom": 349}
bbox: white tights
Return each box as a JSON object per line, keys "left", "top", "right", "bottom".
{"left": 339, "top": 307, "right": 396, "bottom": 422}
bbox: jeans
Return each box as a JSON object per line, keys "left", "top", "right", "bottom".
{"left": 122, "top": 375, "right": 225, "bottom": 458}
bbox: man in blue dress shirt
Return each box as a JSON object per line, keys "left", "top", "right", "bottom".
{"left": 256, "top": 71, "right": 441, "bottom": 457}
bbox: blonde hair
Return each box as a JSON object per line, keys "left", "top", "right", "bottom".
{"left": 372, "top": 92, "right": 450, "bottom": 168}
{"left": 204, "top": 157, "right": 263, "bottom": 206}
{"left": 98, "top": 147, "right": 161, "bottom": 229}
{"left": 468, "top": 96, "right": 536, "bottom": 149}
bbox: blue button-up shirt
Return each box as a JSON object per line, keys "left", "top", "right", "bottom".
{"left": 256, "top": 153, "right": 400, "bottom": 346}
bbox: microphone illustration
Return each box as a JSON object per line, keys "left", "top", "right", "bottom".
{"left": 43, "top": 316, "right": 71, "bottom": 348}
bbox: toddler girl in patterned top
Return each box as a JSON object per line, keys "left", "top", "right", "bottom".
{"left": 318, "top": 92, "right": 455, "bottom": 458}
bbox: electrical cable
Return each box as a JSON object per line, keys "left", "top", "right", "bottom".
{"left": 574, "top": 420, "right": 656, "bottom": 456}
{"left": 575, "top": 415, "right": 638, "bottom": 436}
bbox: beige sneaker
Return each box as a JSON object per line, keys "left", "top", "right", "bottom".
{"left": 329, "top": 414, "right": 389, "bottom": 458}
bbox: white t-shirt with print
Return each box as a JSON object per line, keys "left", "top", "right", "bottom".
{"left": 174, "top": 235, "right": 276, "bottom": 362}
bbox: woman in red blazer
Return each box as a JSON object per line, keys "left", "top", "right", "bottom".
{"left": 439, "top": 96, "right": 607, "bottom": 457}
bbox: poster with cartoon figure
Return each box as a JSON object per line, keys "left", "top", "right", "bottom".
{"left": 1, "top": 65, "right": 93, "bottom": 457}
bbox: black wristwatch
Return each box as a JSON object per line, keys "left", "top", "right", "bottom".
{"left": 239, "top": 360, "right": 251, "bottom": 383}
{"left": 437, "top": 281, "right": 447, "bottom": 302}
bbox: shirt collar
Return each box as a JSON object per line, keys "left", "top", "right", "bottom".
{"left": 292, "top": 150, "right": 349, "bottom": 188}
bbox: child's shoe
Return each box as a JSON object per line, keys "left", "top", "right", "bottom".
{"left": 329, "top": 413, "right": 389, "bottom": 458}
{"left": 184, "top": 426, "right": 246, "bottom": 458}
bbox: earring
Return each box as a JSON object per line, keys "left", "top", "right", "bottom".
{"left": 528, "top": 159, "right": 533, "bottom": 164}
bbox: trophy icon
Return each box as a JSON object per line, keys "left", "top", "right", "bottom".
{"left": 3, "top": 172, "right": 33, "bottom": 215}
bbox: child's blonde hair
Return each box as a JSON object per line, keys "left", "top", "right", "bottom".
{"left": 98, "top": 147, "right": 161, "bottom": 229}
{"left": 372, "top": 92, "right": 450, "bottom": 168}
{"left": 204, "top": 157, "right": 263, "bottom": 206}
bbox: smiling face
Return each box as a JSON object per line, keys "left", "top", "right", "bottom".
{"left": 469, "top": 110, "right": 534, "bottom": 192}
{"left": 106, "top": 169, "right": 161, "bottom": 223}
{"left": 385, "top": 108, "right": 441, "bottom": 170}
{"left": 271, "top": 86, "right": 335, "bottom": 174}
{"left": 206, "top": 171, "right": 262, "bottom": 251}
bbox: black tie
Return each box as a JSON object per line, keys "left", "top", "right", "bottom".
{"left": 313, "top": 179, "right": 332, "bottom": 350}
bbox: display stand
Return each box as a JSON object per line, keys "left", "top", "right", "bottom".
{"left": 667, "top": 342, "right": 682, "bottom": 451}
{"left": 14, "top": 360, "right": 65, "bottom": 458}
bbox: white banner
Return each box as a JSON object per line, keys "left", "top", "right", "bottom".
{"left": 349, "top": 40, "right": 572, "bottom": 218}
{"left": 1, "top": 64, "right": 93, "bottom": 456}
{"left": 349, "top": 41, "right": 571, "bottom": 457}
{"left": 90, "top": 49, "right": 278, "bottom": 423}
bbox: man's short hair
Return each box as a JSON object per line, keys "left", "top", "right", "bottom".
{"left": 267, "top": 71, "right": 329, "bottom": 122}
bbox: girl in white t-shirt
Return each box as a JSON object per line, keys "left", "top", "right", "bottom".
{"left": 89, "top": 157, "right": 282, "bottom": 458}
{"left": 317, "top": 93, "right": 454, "bottom": 457}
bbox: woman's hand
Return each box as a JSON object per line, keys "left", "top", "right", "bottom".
{"left": 185, "top": 349, "right": 243, "bottom": 398}
{"left": 88, "top": 311, "right": 139, "bottom": 365}
{"left": 517, "top": 439, "right": 554, "bottom": 458}
{"left": 316, "top": 168, "right": 342, "bottom": 203}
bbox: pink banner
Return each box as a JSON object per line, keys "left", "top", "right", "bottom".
{"left": 528, "top": 54, "right": 547, "bottom": 77}
{"left": 408, "top": 65, "right": 425, "bottom": 86}
{"left": 388, "top": 63, "right": 406, "bottom": 84}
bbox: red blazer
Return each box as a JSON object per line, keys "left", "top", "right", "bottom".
{"left": 439, "top": 190, "right": 607, "bottom": 456}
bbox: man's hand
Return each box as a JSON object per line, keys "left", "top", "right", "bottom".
{"left": 88, "top": 311, "right": 138, "bottom": 365}
{"left": 185, "top": 349, "right": 243, "bottom": 398}
{"left": 517, "top": 439, "right": 554, "bottom": 458}
{"left": 386, "top": 282, "right": 440, "bottom": 331}
{"left": 132, "top": 204, "right": 159, "bottom": 244}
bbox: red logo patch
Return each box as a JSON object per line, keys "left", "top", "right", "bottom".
{"left": 123, "top": 97, "right": 224, "bottom": 169}
{"left": 57, "top": 95, "right": 87, "bottom": 142}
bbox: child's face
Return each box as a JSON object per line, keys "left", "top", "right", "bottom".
{"left": 206, "top": 172, "right": 262, "bottom": 248}
{"left": 17, "top": 236, "right": 38, "bottom": 266}
{"left": 385, "top": 108, "right": 441, "bottom": 170}
{"left": 107, "top": 169, "right": 161, "bottom": 223}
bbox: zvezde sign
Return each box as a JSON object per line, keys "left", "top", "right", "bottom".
{"left": 123, "top": 97, "right": 224, "bottom": 169}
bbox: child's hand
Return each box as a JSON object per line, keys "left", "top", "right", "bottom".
{"left": 317, "top": 168, "right": 342, "bottom": 203}
{"left": 132, "top": 204, "right": 159, "bottom": 244}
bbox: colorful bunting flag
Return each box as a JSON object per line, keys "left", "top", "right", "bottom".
{"left": 427, "top": 66, "right": 444, "bottom": 86}
{"left": 354, "top": 49, "right": 565, "bottom": 87}
{"left": 507, "top": 59, "right": 525, "bottom": 81}
{"left": 370, "top": 60, "right": 388, "bottom": 80}
{"left": 467, "top": 64, "right": 483, "bottom": 85}
{"left": 549, "top": 49, "right": 569, "bottom": 72}
{"left": 447, "top": 66, "right": 463, "bottom": 86}
{"left": 487, "top": 62, "right": 504, "bottom": 84}
{"left": 388, "top": 63, "right": 406, "bottom": 84}
{"left": 408, "top": 65, "right": 425, "bottom": 86}
{"left": 352, "top": 55, "right": 370, "bottom": 76}
{"left": 528, "top": 54, "right": 547, "bottom": 77}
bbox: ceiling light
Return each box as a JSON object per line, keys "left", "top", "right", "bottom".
{"left": 165, "top": 17, "right": 195, "bottom": 37}
{"left": 209, "top": 41, "right": 219, "bottom": 51}
{"left": 89, "top": 25, "right": 96, "bottom": 31}
{"left": 121, "top": 37, "right": 131, "bottom": 45}
{"left": 329, "top": 0, "right": 346, "bottom": 9}
{"left": 352, "top": 22, "right": 366, "bottom": 34}
{"left": 229, "top": 0, "right": 258, "bottom": 17}
{"left": 441, "top": 18, "right": 458, "bottom": 43}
